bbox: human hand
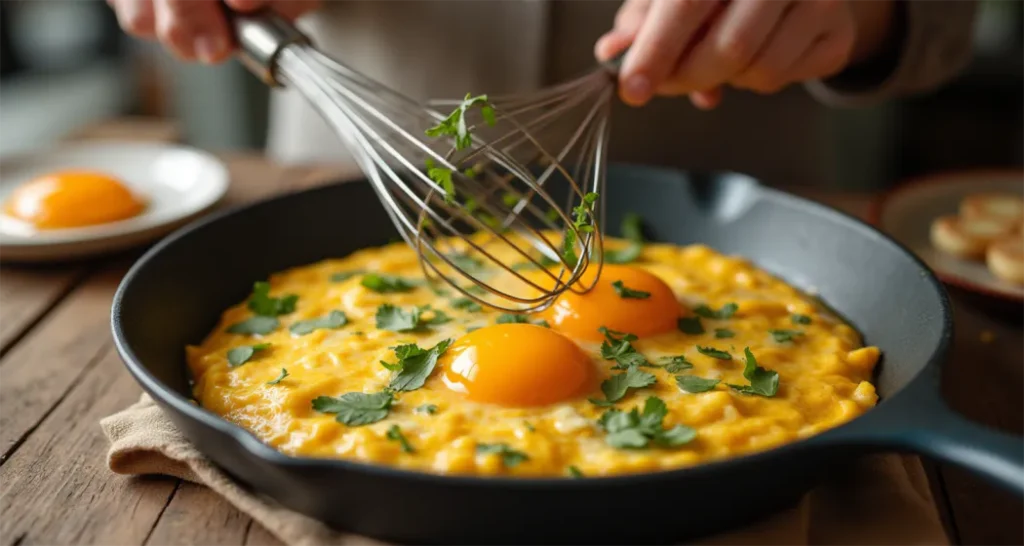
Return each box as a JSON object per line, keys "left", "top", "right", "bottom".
{"left": 108, "top": 0, "right": 321, "bottom": 64}
{"left": 595, "top": 0, "right": 894, "bottom": 109}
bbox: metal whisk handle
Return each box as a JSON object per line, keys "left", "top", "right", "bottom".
{"left": 227, "top": 9, "right": 309, "bottom": 87}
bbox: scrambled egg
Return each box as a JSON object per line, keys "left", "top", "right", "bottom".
{"left": 187, "top": 235, "right": 879, "bottom": 478}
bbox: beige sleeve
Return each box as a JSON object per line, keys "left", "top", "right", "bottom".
{"left": 805, "top": 0, "right": 978, "bottom": 107}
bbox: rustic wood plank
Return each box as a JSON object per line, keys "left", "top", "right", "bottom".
{"left": 0, "top": 265, "right": 130, "bottom": 462}
{"left": 0, "top": 344, "right": 178, "bottom": 546}
{"left": 145, "top": 483, "right": 253, "bottom": 546}
{"left": 0, "top": 266, "right": 89, "bottom": 356}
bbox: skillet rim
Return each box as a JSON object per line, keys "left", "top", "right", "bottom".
{"left": 110, "top": 167, "right": 954, "bottom": 489}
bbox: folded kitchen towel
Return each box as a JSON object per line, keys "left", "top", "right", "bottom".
{"left": 101, "top": 394, "right": 948, "bottom": 546}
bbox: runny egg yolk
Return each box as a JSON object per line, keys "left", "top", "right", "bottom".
{"left": 3, "top": 171, "right": 145, "bottom": 229}
{"left": 441, "top": 323, "right": 594, "bottom": 407}
{"left": 540, "top": 263, "right": 680, "bottom": 341}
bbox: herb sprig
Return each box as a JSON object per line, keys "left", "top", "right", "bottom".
{"left": 598, "top": 396, "right": 696, "bottom": 449}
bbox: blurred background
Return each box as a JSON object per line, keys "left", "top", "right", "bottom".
{"left": 0, "top": 0, "right": 1021, "bottom": 190}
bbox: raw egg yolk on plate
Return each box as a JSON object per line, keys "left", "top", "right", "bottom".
{"left": 441, "top": 323, "right": 594, "bottom": 407}
{"left": 3, "top": 171, "right": 145, "bottom": 229}
{"left": 539, "top": 263, "right": 680, "bottom": 341}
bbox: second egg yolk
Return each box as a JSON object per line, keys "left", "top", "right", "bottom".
{"left": 540, "top": 263, "right": 680, "bottom": 341}
{"left": 3, "top": 171, "right": 146, "bottom": 229}
{"left": 441, "top": 324, "right": 594, "bottom": 407}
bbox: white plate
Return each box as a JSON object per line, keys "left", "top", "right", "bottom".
{"left": 871, "top": 169, "right": 1024, "bottom": 303}
{"left": 0, "top": 142, "right": 228, "bottom": 262}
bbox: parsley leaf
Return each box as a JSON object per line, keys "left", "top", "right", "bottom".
{"left": 226, "top": 316, "right": 279, "bottom": 336}
{"left": 495, "top": 314, "right": 548, "bottom": 327}
{"left": 247, "top": 282, "right": 298, "bottom": 317}
{"left": 450, "top": 298, "right": 482, "bottom": 312}
{"left": 677, "top": 317, "right": 705, "bottom": 335}
{"left": 385, "top": 339, "right": 453, "bottom": 392}
{"left": 611, "top": 280, "right": 650, "bottom": 299}
{"left": 425, "top": 93, "right": 495, "bottom": 150}
{"left": 598, "top": 327, "right": 651, "bottom": 369}
{"left": 791, "top": 314, "right": 812, "bottom": 325}
{"left": 726, "top": 347, "right": 779, "bottom": 397}
{"left": 476, "top": 443, "right": 529, "bottom": 468}
{"left": 386, "top": 425, "right": 415, "bottom": 453}
{"left": 376, "top": 304, "right": 451, "bottom": 332}
{"left": 227, "top": 343, "right": 271, "bottom": 367}
{"left": 600, "top": 366, "right": 656, "bottom": 402}
{"left": 604, "top": 212, "right": 644, "bottom": 264}
{"left": 769, "top": 329, "right": 804, "bottom": 343}
{"left": 312, "top": 391, "right": 393, "bottom": 426}
{"left": 415, "top": 404, "right": 438, "bottom": 415}
{"left": 598, "top": 396, "right": 696, "bottom": 449}
{"left": 660, "top": 355, "right": 693, "bottom": 373}
{"left": 694, "top": 302, "right": 738, "bottom": 320}
{"left": 446, "top": 253, "right": 487, "bottom": 275}
{"left": 714, "top": 328, "right": 735, "bottom": 339}
{"left": 567, "top": 466, "right": 584, "bottom": 478}
{"left": 360, "top": 273, "right": 418, "bottom": 293}
{"left": 290, "top": 310, "right": 348, "bottom": 336}
{"left": 523, "top": 421, "right": 536, "bottom": 432}
{"left": 561, "top": 192, "right": 598, "bottom": 266}
{"left": 696, "top": 346, "right": 732, "bottom": 360}
{"left": 424, "top": 158, "right": 456, "bottom": 204}
{"left": 265, "top": 368, "right": 289, "bottom": 385}
{"left": 330, "top": 270, "right": 364, "bottom": 282}
{"left": 676, "top": 375, "right": 721, "bottom": 393}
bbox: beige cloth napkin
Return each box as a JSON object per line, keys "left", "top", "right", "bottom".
{"left": 101, "top": 395, "right": 949, "bottom": 546}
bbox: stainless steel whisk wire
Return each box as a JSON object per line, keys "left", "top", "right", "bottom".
{"left": 231, "top": 10, "right": 618, "bottom": 312}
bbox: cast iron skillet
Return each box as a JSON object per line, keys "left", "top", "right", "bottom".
{"left": 112, "top": 165, "right": 1024, "bottom": 544}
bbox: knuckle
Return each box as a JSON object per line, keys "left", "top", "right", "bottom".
{"left": 716, "top": 36, "right": 754, "bottom": 68}
{"left": 156, "top": 19, "right": 191, "bottom": 48}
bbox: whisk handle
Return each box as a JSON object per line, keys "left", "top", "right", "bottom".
{"left": 600, "top": 48, "right": 628, "bottom": 75}
{"left": 224, "top": 7, "right": 310, "bottom": 87}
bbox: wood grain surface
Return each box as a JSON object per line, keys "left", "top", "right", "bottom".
{"left": 0, "top": 119, "right": 1019, "bottom": 546}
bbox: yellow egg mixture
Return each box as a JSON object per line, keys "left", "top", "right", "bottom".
{"left": 187, "top": 235, "right": 880, "bottom": 478}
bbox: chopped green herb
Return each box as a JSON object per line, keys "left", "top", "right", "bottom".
{"left": 375, "top": 304, "right": 450, "bottom": 332}
{"left": 496, "top": 313, "right": 528, "bottom": 324}
{"left": 383, "top": 339, "right": 453, "bottom": 392}
{"left": 598, "top": 327, "right": 650, "bottom": 369}
{"left": 386, "top": 425, "right": 415, "bottom": 453}
{"left": 330, "top": 271, "right": 364, "bottom": 283}
{"left": 265, "top": 368, "right": 289, "bottom": 385}
{"left": 611, "top": 280, "right": 650, "bottom": 299}
{"left": 425, "top": 158, "right": 456, "bottom": 204}
{"left": 567, "top": 466, "right": 584, "bottom": 478}
{"left": 312, "top": 391, "right": 393, "bottom": 426}
{"left": 791, "top": 314, "right": 812, "bottom": 325}
{"left": 475, "top": 443, "right": 528, "bottom": 468}
{"left": 562, "top": 192, "right": 598, "bottom": 266}
{"left": 675, "top": 375, "right": 721, "bottom": 393}
{"left": 604, "top": 212, "right": 644, "bottom": 264}
{"left": 415, "top": 404, "right": 438, "bottom": 415}
{"left": 226, "top": 316, "right": 279, "bottom": 336}
{"left": 247, "top": 282, "right": 298, "bottom": 317}
{"left": 227, "top": 343, "right": 271, "bottom": 367}
{"left": 696, "top": 346, "right": 732, "bottom": 360}
{"left": 714, "top": 328, "right": 735, "bottom": 339}
{"left": 677, "top": 317, "right": 705, "bottom": 335}
{"left": 600, "top": 365, "right": 656, "bottom": 403}
{"left": 290, "top": 310, "right": 348, "bottom": 336}
{"left": 450, "top": 298, "right": 482, "bottom": 312}
{"left": 502, "top": 192, "right": 521, "bottom": 207}
{"left": 447, "top": 253, "right": 486, "bottom": 275}
{"left": 726, "top": 347, "right": 779, "bottom": 397}
{"left": 523, "top": 421, "right": 536, "bottom": 432}
{"left": 360, "top": 273, "right": 417, "bottom": 293}
{"left": 588, "top": 398, "right": 617, "bottom": 407}
{"left": 425, "top": 93, "right": 496, "bottom": 150}
{"left": 659, "top": 355, "right": 693, "bottom": 373}
{"left": 694, "top": 302, "right": 738, "bottom": 320}
{"left": 769, "top": 329, "right": 804, "bottom": 343}
{"left": 598, "top": 396, "right": 696, "bottom": 449}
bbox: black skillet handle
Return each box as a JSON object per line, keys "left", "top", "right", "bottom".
{"left": 879, "top": 387, "right": 1024, "bottom": 496}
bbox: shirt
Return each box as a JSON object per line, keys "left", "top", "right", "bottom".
{"left": 265, "top": 0, "right": 976, "bottom": 188}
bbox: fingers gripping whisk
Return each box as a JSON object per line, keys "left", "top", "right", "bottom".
{"left": 232, "top": 10, "right": 617, "bottom": 312}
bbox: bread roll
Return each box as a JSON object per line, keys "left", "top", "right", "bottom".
{"left": 930, "top": 215, "right": 1015, "bottom": 260}
{"left": 960, "top": 193, "right": 1024, "bottom": 226}
{"left": 986, "top": 236, "right": 1024, "bottom": 284}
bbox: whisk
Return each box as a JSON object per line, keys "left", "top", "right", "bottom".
{"left": 231, "top": 10, "right": 623, "bottom": 312}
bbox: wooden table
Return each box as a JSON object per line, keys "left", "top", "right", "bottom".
{"left": 1, "top": 122, "right": 1021, "bottom": 545}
